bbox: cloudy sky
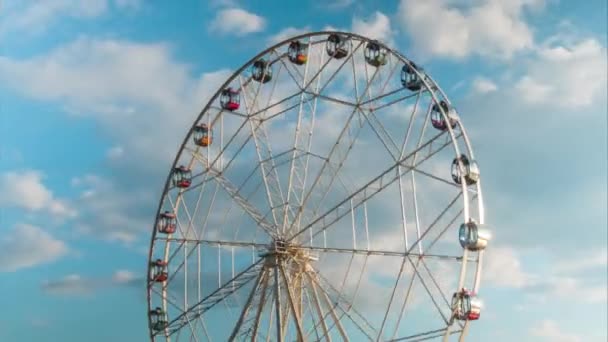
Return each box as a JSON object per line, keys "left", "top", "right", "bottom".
{"left": 0, "top": 0, "right": 606, "bottom": 341}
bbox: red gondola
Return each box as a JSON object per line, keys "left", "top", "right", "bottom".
{"left": 157, "top": 211, "right": 176, "bottom": 234}
{"left": 151, "top": 259, "right": 168, "bottom": 282}
{"left": 431, "top": 100, "right": 458, "bottom": 131}
{"left": 220, "top": 88, "right": 240, "bottom": 111}
{"left": 172, "top": 165, "right": 192, "bottom": 188}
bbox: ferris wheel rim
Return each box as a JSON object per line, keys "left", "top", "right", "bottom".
{"left": 146, "top": 31, "right": 486, "bottom": 342}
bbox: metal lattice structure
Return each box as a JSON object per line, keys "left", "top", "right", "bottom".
{"left": 147, "top": 31, "right": 490, "bottom": 342}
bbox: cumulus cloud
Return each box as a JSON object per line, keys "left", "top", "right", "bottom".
{"left": 0, "top": 37, "right": 231, "bottom": 167}
{"left": 553, "top": 248, "right": 607, "bottom": 274}
{"left": 398, "top": 0, "right": 542, "bottom": 59}
{"left": 0, "top": 224, "right": 69, "bottom": 272}
{"left": 267, "top": 26, "right": 311, "bottom": 45}
{"left": 3, "top": 0, "right": 107, "bottom": 34}
{"left": 351, "top": 11, "right": 394, "bottom": 46}
{"left": 41, "top": 270, "right": 141, "bottom": 296}
{"left": 0, "top": 170, "right": 77, "bottom": 218}
{"left": 515, "top": 38, "right": 607, "bottom": 108}
{"left": 471, "top": 76, "right": 498, "bottom": 94}
{"left": 483, "top": 246, "right": 533, "bottom": 288}
{"left": 0, "top": 0, "right": 141, "bottom": 36}
{"left": 70, "top": 174, "right": 153, "bottom": 243}
{"left": 484, "top": 246, "right": 607, "bottom": 304}
{"left": 531, "top": 320, "right": 582, "bottom": 342}
{"left": 208, "top": 8, "right": 266, "bottom": 36}
{"left": 106, "top": 146, "right": 124, "bottom": 160}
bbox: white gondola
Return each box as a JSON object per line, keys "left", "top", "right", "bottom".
{"left": 401, "top": 63, "right": 424, "bottom": 91}
{"left": 451, "top": 154, "right": 480, "bottom": 185}
{"left": 150, "top": 307, "right": 168, "bottom": 331}
{"left": 364, "top": 40, "right": 387, "bottom": 67}
{"left": 459, "top": 221, "right": 491, "bottom": 251}
{"left": 326, "top": 33, "right": 349, "bottom": 59}
{"left": 451, "top": 289, "right": 481, "bottom": 321}
{"left": 252, "top": 59, "right": 273, "bottom": 83}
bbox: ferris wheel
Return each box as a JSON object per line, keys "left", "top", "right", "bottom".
{"left": 146, "top": 31, "right": 490, "bottom": 342}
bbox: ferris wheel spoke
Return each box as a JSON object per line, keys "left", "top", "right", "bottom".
{"left": 303, "top": 40, "right": 364, "bottom": 95}
{"left": 359, "top": 86, "right": 410, "bottom": 108}
{"left": 156, "top": 237, "right": 269, "bottom": 249}
{"left": 289, "top": 61, "right": 384, "bottom": 235}
{"left": 420, "top": 259, "right": 452, "bottom": 307}
{"left": 306, "top": 272, "right": 351, "bottom": 341}
{"left": 190, "top": 153, "right": 278, "bottom": 238}
{"left": 301, "top": 91, "right": 358, "bottom": 108}
{"left": 292, "top": 245, "right": 464, "bottom": 261}
{"left": 239, "top": 70, "right": 290, "bottom": 230}
{"left": 406, "top": 256, "right": 450, "bottom": 325}
{"left": 289, "top": 129, "right": 451, "bottom": 243}
{"left": 312, "top": 269, "right": 378, "bottom": 340}
{"left": 247, "top": 90, "right": 303, "bottom": 118}
{"left": 270, "top": 48, "right": 305, "bottom": 90}
{"left": 377, "top": 257, "right": 409, "bottom": 340}
{"left": 285, "top": 106, "right": 361, "bottom": 235}
{"left": 166, "top": 260, "right": 265, "bottom": 337}
{"left": 229, "top": 267, "right": 267, "bottom": 340}
{"left": 388, "top": 327, "right": 461, "bottom": 342}
{"left": 358, "top": 106, "right": 402, "bottom": 162}
{"left": 208, "top": 105, "right": 249, "bottom": 119}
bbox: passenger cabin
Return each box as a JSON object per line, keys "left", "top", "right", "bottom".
{"left": 451, "top": 289, "right": 481, "bottom": 321}
{"left": 220, "top": 88, "right": 240, "bottom": 111}
{"left": 172, "top": 165, "right": 192, "bottom": 188}
{"left": 364, "top": 41, "right": 388, "bottom": 67}
{"left": 451, "top": 154, "right": 480, "bottom": 186}
{"left": 157, "top": 211, "right": 176, "bottom": 234}
{"left": 151, "top": 259, "right": 168, "bottom": 282}
{"left": 150, "top": 307, "right": 168, "bottom": 331}
{"left": 326, "top": 34, "right": 349, "bottom": 59}
{"left": 401, "top": 63, "right": 424, "bottom": 91}
{"left": 252, "top": 59, "right": 273, "bottom": 83}
{"left": 288, "top": 41, "right": 308, "bottom": 65}
{"left": 193, "top": 123, "right": 212, "bottom": 147}
{"left": 431, "top": 100, "right": 458, "bottom": 131}
{"left": 459, "top": 221, "right": 490, "bottom": 251}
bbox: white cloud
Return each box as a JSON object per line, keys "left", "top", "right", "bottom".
{"left": 114, "top": 0, "right": 141, "bottom": 10}
{"left": 209, "top": 8, "right": 266, "bottom": 36}
{"left": 106, "top": 145, "right": 124, "bottom": 160}
{"left": 0, "top": 37, "right": 232, "bottom": 165}
{"left": 1, "top": 0, "right": 108, "bottom": 35}
{"left": 322, "top": 0, "right": 354, "bottom": 9}
{"left": 471, "top": 76, "right": 498, "bottom": 94}
{"left": 70, "top": 174, "right": 152, "bottom": 243}
{"left": 0, "top": 224, "right": 69, "bottom": 272}
{"left": 41, "top": 269, "right": 140, "bottom": 295}
{"left": 515, "top": 38, "right": 607, "bottom": 108}
{"left": 531, "top": 320, "right": 582, "bottom": 342}
{"left": 398, "top": 0, "right": 542, "bottom": 59}
{"left": 483, "top": 246, "right": 607, "bottom": 303}
{"left": 0, "top": 170, "right": 77, "bottom": 218}
{"left": 112, "top": 269, "right": 138, "bottom": 284}
{"left": 483, "top": 246, "right": 533, "bottom": 288}
{"left": 0, "top": 37, "right": 235, "bottom": 244}
{"left": 554, "top": 248, "right": 607, "bottom": 274}
{"left": 267, "top": 26, "right": 311, "bottom": 45}
{"left": 351, "top": 11, "right": 393, "bottom": 46}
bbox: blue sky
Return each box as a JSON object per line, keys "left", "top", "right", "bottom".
{"left": 0, "top": 0, "right": 606, "bottom": 341}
